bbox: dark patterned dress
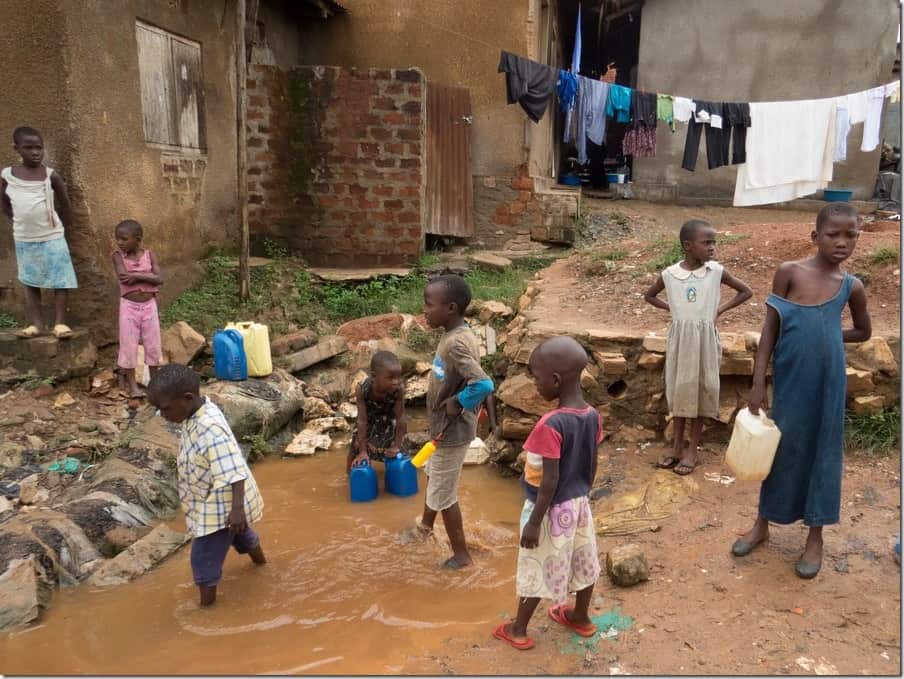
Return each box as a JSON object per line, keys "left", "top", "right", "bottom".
{"left": 349, "top": 377, "right": 401, "bottom": 463}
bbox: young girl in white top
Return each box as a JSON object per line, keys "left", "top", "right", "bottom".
{"left": 644, "top": 219, "right": 752, "bottom": 475}
{"left": 0, "top": 127, "right": 77, "bottom": 339}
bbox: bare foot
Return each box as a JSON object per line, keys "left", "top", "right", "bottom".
{"left": 674, "top": 446, "right": 698, "bottom": 475}
{"left": 564, "top": 606, "right": 594, "bottom": 628}
{"left": 800, "top": 530, "right": 823, "bottom": 565}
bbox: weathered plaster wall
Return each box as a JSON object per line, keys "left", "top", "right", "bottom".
{"left": 633, "top": 0, "right": 899, "bottom": 201}
{"left": 0, "top": 0, "right": 242, "bottom": 342}
{"left": 296, "top": 0, "right": 533, "bottom": 178}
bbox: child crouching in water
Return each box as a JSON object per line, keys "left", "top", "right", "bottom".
{"left": 148, "top": 364, "right": 267, "bottom": 607}
{"left": 494, "top": 336, "right": 603, "bottom": 650}
{"left": 644, "top": 219, "right": 752, "bottom": 475}
{"left": 113, "top": 219, "right": 163, "bottom": 398}
{"left": 731, "top": 203, "right": 871, "bottom": 579}
{"left": 347, "top": 350, "right": 407, "bottom": 473}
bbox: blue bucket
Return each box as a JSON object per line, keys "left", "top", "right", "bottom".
{"left": 823, "top": 188, "right": 853, "bottom": 202}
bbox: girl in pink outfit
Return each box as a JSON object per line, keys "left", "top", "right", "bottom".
{"left": 112, "top": 220, "right": 163, "bottom": 398}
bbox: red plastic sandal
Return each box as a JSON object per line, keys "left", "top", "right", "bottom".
{"left": 492, "top": 623, "right": 535, "bottom": 650}
{"left": 548, "top": 604, "right": 597, "bottom": 637}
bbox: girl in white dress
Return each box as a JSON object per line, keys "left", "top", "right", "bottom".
{"left": 644, "top": 220, "right": 752, "bottom": 475}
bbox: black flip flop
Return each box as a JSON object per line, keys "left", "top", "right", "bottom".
{"left": 673, "top": 460, "right": 697, "bottom": 476}
{"left": 656, "top": 456, "right": 680, "bottom": 469}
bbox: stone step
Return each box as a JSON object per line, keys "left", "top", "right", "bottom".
{"left": 0, "top": 329, "right": 96, "bottom": 382}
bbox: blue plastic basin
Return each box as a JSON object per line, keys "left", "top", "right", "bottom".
{"left": 823, "top": 188, "right": 853, "bottom": 202}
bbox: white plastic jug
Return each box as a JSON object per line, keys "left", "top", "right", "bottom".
{"left": 724, "top": 407, "right": 782, "bottom": 481}
{"left": 225, "top": 322, "right": 272, "bottom": 377}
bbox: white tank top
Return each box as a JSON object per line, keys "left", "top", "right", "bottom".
{"left": 1, "top": 166, "right": 64, "bottom": 242}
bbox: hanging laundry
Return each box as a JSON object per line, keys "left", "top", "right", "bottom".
{"left": 673, "top": 97, "right": 696, "bottom": 123}
{"left": 622, "top": 127, "right": 656, "bottom": 158}
{"left": 682, "top": 101, "right": 727, "bottom": 171}
{"left": 845, "top": 89, "right": 870, "bottom": 124}
{"left": 631, "top": 91, "right": 658, "bottom": 128}
{"left": 657, "top": 94, "right": 676, "bottom": 132}
{"left": 733, "top": 99, "right": 837, "bottom": 207}
{"left": 861, "top": 85, "right": 886, "bottom": 152}
{"left": 585, "top": 79, "right": 611, "bottom": 146}
{"left": 723, "top": 102, "right": 751, "bottom": 165}
{"left": 888, "top": 80, "right": 901, "bottom": 103}
{"left": 834, "top": 97, "right": 851, "bottom": 162}
{"left": 574, "top": 77, "right": 590, "bottom": 162}
{"left": 571, "top": 3, "right": 582, "bottom": 74}
{"left": 498, "top": 51, "right": 557, "bottom": 123}
{"left": 606, "top": 84, "right": 633, "bottom": 123}
{"left": 557, "top": 70, "right": 578, "bottom": 112}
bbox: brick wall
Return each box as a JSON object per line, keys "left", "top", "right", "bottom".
{"left": 246, "top": 65, "right": 425, "bottom": 267}
{"left": 473, "top": 165, "right": 579, "bottom": 250}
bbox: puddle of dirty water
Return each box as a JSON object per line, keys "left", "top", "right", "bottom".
{"left": 0, "top": 445, "right": 523, "bottom": 675}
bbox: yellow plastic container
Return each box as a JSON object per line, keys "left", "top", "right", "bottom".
{"left": 226, "top": 322, "right": 273, "bottom": 377}
{"left": 724, "top": 407, "right": 782, "bottom": 481}
{"left": 410, "top": 440, "right": 437, "bottom": 468}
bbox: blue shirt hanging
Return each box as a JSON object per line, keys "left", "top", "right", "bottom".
{"left": 606, "top": 84, "right": 633, "bottom": 123}
{"left": 557, "top": 70, "right": 578, "bottom": 113}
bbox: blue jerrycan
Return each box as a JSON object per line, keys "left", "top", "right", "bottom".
{"left": 349, "top": 460, "right": 378, "bottom": 502}
{"left": 385, "top": 452, "right": 418, "bottom": 497}
{"left": 213, "top": 329, "right": 248, "bottom": 381}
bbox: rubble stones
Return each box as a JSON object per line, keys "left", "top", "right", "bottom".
{"left": 270, "top": 329, "right": 318, "bottom": 357}
{"left": 161, "top": 322, "right": 206, "bottom": 365}
{"left": 278, "top": 336, "right": 348, "bottom": 373}
{"left": 469, "top": 252, "right": 512, "bottom": 271}
{"left": 284, "top": 430, "right": 332, "bottom": 456}
{"left": 302, "top": 396, "right": 334, "bottom": 421}
{"left": 496, "top": 374, "right": 557, "bottom": 416}
{"left": 606, "top": 543, "right": 650, "bottom": 587}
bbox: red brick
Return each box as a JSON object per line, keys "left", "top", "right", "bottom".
{"left": 373, "top": 96, "right": 397, "bottom": 111}
{"left": 394, "top": 69, "right": 421, "bottom": 82}
{"left": 509, "top": 201, "right": 525, "bottom": 215}
{"left": 384, "top": 82, "right": 405, "bottom": 95}
{"left": 247, "top": 136, "right": 264, "bottom": 148}
{"left": 399, "top": 187, "right": 420, "bottom": 197}
{"left": 397, "top": 211, "right": 418, "bottom": 223}
{"left": 349, "top": 184, "right": 368, "bottom": 195}
{"left": 396, "top": 128, "right": 420, "bottom": 141}
{"left": 331, "top": 184, "right": 348, "bottom": 194}
{"left": 249, "top": 194, "right": 264, "bottom": 204}
{"left": 359, "top": 142, "right": 380, "bottom": 157}
{"left": 248, "top": 166, "right": 263, "bottom": 175}
{"left": 373, "top": 185, "right": 395, "bottom": 196}
{"left": 387, "top": 226, "right": 404, "bottom": 238}
{"left": 518, "top": 190, "right": 532, "bottom": 202}
{"left": 401, "top": 101, "right": 421, "bottom": 115}
{"left": 357, "top": 198, "right": 380, "bottom": 209}
{"left": 511, "top": 175, "right": 533, "bottom": 190}
{"left": 384, "top": 143, "right": 404, "bottom": 154}
{"left": 406, "top": 143, "right": 421, "bottom": 156}
{"left": 400, "top": 158, "right": 420, "bottom": 169}
{"left": 372, "top": 211, "right": 394, "bottom": 223}
{"left": 375, "top": 158, "right": 397, "bottom": 168}
{"left": 313, "top": 183, "right": 331, "bottom": 194}
{"left": 383, "top": 112, "right": 405, "bottom": 125}
{"left": 318, "top": 195, "right": 339, "bottom": 208}
{"left": 383, "top": 199, "right": 404, "bottom": 209}
{"left": 408, "top": 85, "right": 422, "bottom": 97}
{"left": 372, "top": 70, "right": 392, "bottom": 80}
{"left": 246, "top": 78, "right": 257, "bottom": 89}
{"left": 370, "top": 127, "right": 392, "bottom": 141}
{"left": 246, "top": 109, "right": 264, "bottom": 120}
{"left": 248, "top": 95, "right": 266, "bottom": 107}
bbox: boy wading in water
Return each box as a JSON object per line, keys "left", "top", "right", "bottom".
{"left": 494, "top": 336, "right": 603, "bottom": 650}
{"left": 732, "top": 203, "right": 871, "bottom": 579}
{"left": 1, "top": 127, "right": 77, "bottom": 339}
{"left": 644, "top": 219, "right": 752, "bottom": 475}
{"left": 148, "top": 364, "right": 267, "bottom": 606}
{"left": 416, "top": 275, "right": 495, "bottom": 569}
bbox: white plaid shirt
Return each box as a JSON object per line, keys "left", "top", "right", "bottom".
{"left": 177, "top": 398, "right": 264, "bottom": 537}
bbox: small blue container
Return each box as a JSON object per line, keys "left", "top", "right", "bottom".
{"left": 213, "top": 329, "right": 248, "bottom": 381}
{"left": 349, "top": 460, "right": 378, "bottom": 502}
{"left": 385, "top": 453, "right": 418, "bottom": 497}
{"left": 824, "top": 188, "right": 854, "bottom": 202}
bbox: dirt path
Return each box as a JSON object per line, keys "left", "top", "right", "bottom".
{"left": 409, "top": 443, "right": 902, "bottom": 676}
{"left": 533, "top": 200, "right": 900, "bottom": 337}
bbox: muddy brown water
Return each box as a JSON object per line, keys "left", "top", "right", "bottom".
{"left": 0, "top": 449, "right": 523, "bottom": 675}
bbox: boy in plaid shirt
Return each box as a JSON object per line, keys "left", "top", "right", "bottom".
{"left": 148, "top": 364, "right": 266, "bottom": 606}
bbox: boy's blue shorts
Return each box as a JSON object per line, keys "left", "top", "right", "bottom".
{"left": 190, "top": 525, "right": 260, "bottom": 587}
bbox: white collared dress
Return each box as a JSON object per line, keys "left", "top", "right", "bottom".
{"left": 661, "top": 260, "right": 723, "bottom": 419}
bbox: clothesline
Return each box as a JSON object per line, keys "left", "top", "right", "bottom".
{"left": 498, "top": 49, "right": 900, "bottom": 207}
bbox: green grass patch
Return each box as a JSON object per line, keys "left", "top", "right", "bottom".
{"left": 718, "top": 232, "right": 750, "bottom": 244}
{"left": 864, "top": 246, "right": 899, "bottom": 267}
{"left": 845, "top": 406, "right": 900, "bottom": 456}
{"left": 581, "top": 247, "right": 628, "bottom": 276}
{"left": 512, "top": 255, "right": 559, "bottom": 273}
{"left": 646, "top": 238, "right": 686, "bottom": 272}
{"left": 0, "top": 312, "right": 19, "bottom": 329}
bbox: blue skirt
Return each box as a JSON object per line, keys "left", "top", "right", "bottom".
{"left": 15, "top": 237, "right": 78, "bottom": 289}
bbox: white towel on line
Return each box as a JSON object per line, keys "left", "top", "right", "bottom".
{"left": 733, "top": 99, "right": 837, "bottom": 207}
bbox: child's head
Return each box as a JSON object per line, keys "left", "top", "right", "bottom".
{"left": 12, "top": 126, "right": 44, "bottom": 167}
{"left": 115, "top": 219, "right": 144, "bottom": 254}
{"left": 528, "top": 336, "right": 588, "bottom": 402}
{"left": 423, "top": 274, "right": 472, "bottom": 329}
{"left": 147, "top": 364, "right": 202, "bottom": 423}
{"left": 370, "top": 350, "right": 403, "bottom": 394}
{"left": 813, "top": 202, "right": 860, "bottom": 264}
{"left": 679, "top": 219, "right": 716, "bottom": 263}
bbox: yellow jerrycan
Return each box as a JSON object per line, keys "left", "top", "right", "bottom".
{"left": 226, "top": 321, "right": 273, "bottom": 377}
{"left": 724, "top": 407, "right": 782, "bottom": 481}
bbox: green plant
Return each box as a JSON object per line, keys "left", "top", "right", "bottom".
{"left": 262, "top": 239, "right": 290, "bottom": 260}
{"left": 464, "top": 267, "right": 527, "bottom": 309}
{"left": 19, "top": 376, "right": 55, "bottom": 391}
{"left": 864, "top": 246, "right": 899, "bottom": 267}
{"left": 406, "top": 324, "right": 440, "bottom": 354}
{"left": 646, "top": 238, "right": 686, "bottom": 272}
{"left": 480, "top": 352, "right": 509, "bottom": 381}
{"left": 513, "top": 255, "right": 558, "bottom": 272}
{"left": 0, "top": 312, "right": 19, "bottom": 329}
{"left": 717, "top": 232, "right": 751, "bottom": 244}
{"left": 581, "top": 248, "right": 627, "bottom": 276}
{"left": 416, "top": 253, "right": 441, "bottom": 268}
{"left": 845, "top": 406, "right": 900, "bottom": 455}
{"left": 608, "top": 211, "right": 630, "bottom": 227}
{"left": 244, "top": 433, "right": 273, "bottom": 463}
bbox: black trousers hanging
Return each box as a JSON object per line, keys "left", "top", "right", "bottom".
{"left": 588, "top": 140, "right": 608, "bottom": 189}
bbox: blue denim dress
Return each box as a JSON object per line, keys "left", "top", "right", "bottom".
{"left": 758, "top": 274, "right": 854, "bottom": 527}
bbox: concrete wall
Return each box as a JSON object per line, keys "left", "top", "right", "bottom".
{"left": 0, "top": 0, "right": 242, "bottom": 342}
{"left": 296, "top": 0, "right": 533, "bottom": 178}
{"left": 633, "top": 0, "right": 900, "bottom": 201}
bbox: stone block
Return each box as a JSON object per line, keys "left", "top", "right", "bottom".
{"left": 302, "top": 397, "right": 334, "bottom": 421}
{"left": 638, "top": 352, "right": 665, "bottom": 370}
{"left": 846, "top": 367, "right": 875, "bottom": 396}
{"left": 497, "top": 374, "right": 557, "bottom": 416}
{"left": 88, "top": 525, "right": 189, "bottom": 587}
{"left": 475, "top": 300, "right": 514, "bottom": 324}
{"left": 606, "top": 544, "right": 650, "bottom": 587}
{"left": 720, "top": 355, "right": 754, "bottom": 376}
{"left": 271, "top": 329, "right": 318, "bottom": 357}
{"left": 594, "top": 351, "right": 627, "bottom": 376}
{"left": 0, "top": 556, "right": 52, "bottom": 631}
{"left": 846, "top": 337, "right": 898, "bottom": 376}
{"left": 719, "top": 332, "right": 746, "bottom": 354}
{"left": 851, "top": 395, "right": 885, "bottom": 415}
{"left": 279, "top": 336, "right": 348, "bottom": 373}
{"left": 642, "top": 334, "right": 667, "bottom": 353}
{"left": 502, "top": 412, "right": 538, "bottom": 440}
{"left": 337, "top": 313, "right": 407, "bottom": 347}
{"left": 744, "top": 331, "right": 761, "bottom": 352}
{"left": 162, "top": 321, "right": 206, "bottom": 365}
{"left": 470, "top": 252, "right": 512, "bottom": 271}
{"left": 285, "top": 430, "right": 332, "bottom": 456}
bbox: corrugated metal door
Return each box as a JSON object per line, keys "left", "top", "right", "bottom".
{"left": 425, "top": 83, "right": 474, "bottom": 237}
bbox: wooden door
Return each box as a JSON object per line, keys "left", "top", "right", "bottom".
{"left": 425, "top": 83, "right": 474, "bottom": 237}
